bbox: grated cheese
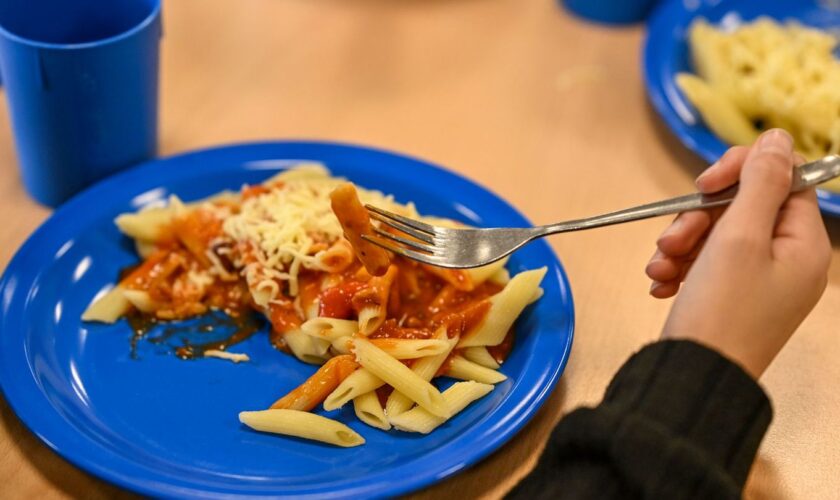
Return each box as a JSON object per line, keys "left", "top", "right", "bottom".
{"left": 204, "top": 350, "right": 250, "bottom": 363}
{"left": 216, "top": 164, "right": 418, "bottom": 308}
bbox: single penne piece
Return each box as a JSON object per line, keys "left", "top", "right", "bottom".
{"left": 464, "top": 256, "right": 509, "bottom": 287}
{"left": 285, "top": 328, "right": 331, "bottom": 365}
{"left": 368, "top": 338, "right": 450, "bottom": 360}
{"left": 445, "top": 355, "right": 507, "bottom": 384}
{"left": 81, "top": 285, "right": 132, "bottom": 323}
{"left": 353, "top": 265, "right": 398, "bottom": 335}
{"left": 121, "top": 289, "right": 161, "bottom": 314}
{"left": 462, "top": 346, "right": 500, "bottom": 370}
{"left": 329, "top": 336, "right": 353, "bottom": 355}
{"left": 331, "top": 183, "right": 392, "bottom": 276}
{"left": 323, "top": 368, "right": 385, "bottom": 411}
{"left": 389, "top": 381, "right": 493, "bottom": 434}
{"left": 458, "top": 267, "right": 547, "bottom": 348}
{"left": 489, "top": 268, "right": 510, "bottom": 286}
{"left": 271, "top": 354, "right": 358, "bottom": 411}
{"left": 353, "top": 391, "right": 391, "bottom": 431}
{"left": 385, "top": 330, "right": 457, "bottom": 418}
{"left": 114, "top": 205, "right": 176, "bottom": 242}
{"left": 353, "top": 337, "right": 449, "bottom": 418}
{"left": 301, "top": 317, "right": 358, "bottom": 341}
{"left": 239, "top": 409, "right": 364, "bottom": 447}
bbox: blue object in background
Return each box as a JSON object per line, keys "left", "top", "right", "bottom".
{"left": 563, "top": 0, "right": 661, "bottom": 25}
{"left": 0, "top": 141, "right": 575, "bottom": 498}
{"left": 0, "top": 0, "right": 161, "bottom": 207}
{"left": 643, "top": 0, "right": 840, "bottom": 216}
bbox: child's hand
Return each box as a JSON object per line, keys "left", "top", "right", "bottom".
{"left": 645, "top": 129, "right": 831, "bottom": 378}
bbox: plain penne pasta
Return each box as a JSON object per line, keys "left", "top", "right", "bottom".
{"left": 323, "top": 368, "right": 385, "bottom": 411}
{"left": 389, "top": 381, "right": 493, "bottom": 434}
{"left": 458, "top": 267, "right": 547, "bottom": 348}
{"left": 462, "top": 346, "right": 500, "bottom": 369}
{"left": 114, "top": 205, "right": 177, "bottom": 242}
{"left": 353, "top": 391, "right": 391, "bottom": 431}
{"left": 369, "top": 338, "right": 450, "bottom": 359}
{"left": 385, "top": 330, "right": 457, "bottom": 418}
{"left": 465, "top": 257, "right": 510, "bottom": 287}
{"left": 353, "top": 337, "right": 450, "bottom": 418}
{"left": 285, "top": 328, "right": 331, "bottom": 365}
{"left": 489, "top": 268, "right": 510, "bottom": 286}
{"left": 239, "top": 409, "right": 365, "bottom": 447}
{"left": 445, "top": 355, "right": 507, "bottom": 384}
{"left": 81, "top": 286, "right": 132, "bottom": 323}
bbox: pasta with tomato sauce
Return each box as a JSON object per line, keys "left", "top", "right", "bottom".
{"left": 83, "top": 164, "right": 545, "bottom": 446}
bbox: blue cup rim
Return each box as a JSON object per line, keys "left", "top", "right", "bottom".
{"left": 0, "top": 0, "right": 160, "bottom": 50}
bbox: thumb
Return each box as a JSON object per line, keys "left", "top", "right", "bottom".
{"left": 724, "top": 129, "right": 794, "bottom": 238}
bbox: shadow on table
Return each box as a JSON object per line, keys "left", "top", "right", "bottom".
{"left": 0, "top": 396, "right": 138, "bottom": 499}
{"left": 408, "top": 377, "right": 568, "bottom": 499}
{"left": 745, "top": 455, "right": 792, "bottom": 500}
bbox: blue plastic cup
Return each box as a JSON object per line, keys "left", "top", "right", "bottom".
{"left": 563, "top": 0, "right": 661, "bottom": 25}
{"left": 0, "top": 0, "right": 161, "bottom": 207}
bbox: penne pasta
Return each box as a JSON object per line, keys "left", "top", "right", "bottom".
{"left": 462, "top": 346, "right": 500, "bottom": 370}
{"left": 285, "top": 329, "right": 331, "bottom": 365}
{"left": 81, "top": 285, "right": 132, "bottom": 323}
{"left": 271, "top": 354, "right": 358, "bottom": 411}
{"left": 331, "top": 183, "right": 392, "bottom": 276}
{"left": 458, "top": 267, "right": 547, "bottom": 348}
{"left": 389, "top": 381, "right": 493, "bottom": 434}
{"left": 323, "top": 368, "right": 385, "bottom": 411}
{"left": 353, "top": 265, "right": 397, "bottom": 335}
{"left": 489, "top": 268, "right": 510, "bottom": 286}
{"left": 301, "top": 317, "right": 358, "bottom": 341}
{"left": 121, "top": 289, "right": 160, "bottom": 313}
{"left": 114, "top": 205, "right": 178, "bottom": 242}
{"left": 239, "top": 409, "right": 365, "bottom": 447}
{"left": 465, "top": 257, "right": 510, "bottom": 287}
{"left": 445, "top": 355, "right": 507, "bottom": 384}
{"left": 385, "top": 329, "right": 457, "bottom": 418}
{"left": 353, "top": 337, "right": 450, "bottom": 418}
{"left": 369, "top": 338, "right": 450, "bottom": 360}
{"left": 353, "top": 391, "right": 391, "bottom": 431}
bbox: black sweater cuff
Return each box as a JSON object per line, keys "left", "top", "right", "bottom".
{"left": 602, "top": 339, "right": 772, "bottom": 487}
{"left": 507, "top": 340, "right": 772, "bottom": 500}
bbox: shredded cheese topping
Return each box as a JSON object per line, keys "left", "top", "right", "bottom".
{"left": 213, "top": 164, "right": 418, "bottom": 307}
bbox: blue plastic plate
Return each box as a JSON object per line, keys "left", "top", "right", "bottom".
{"left": 0, "top": 142, "right": 574, "bottom": 498}
{"left": 644, "top": 0, "right": 840, "bottom": 215}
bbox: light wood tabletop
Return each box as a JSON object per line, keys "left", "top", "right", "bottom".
{"left": 1, "top": 1, "right": 838, "bottom": 498}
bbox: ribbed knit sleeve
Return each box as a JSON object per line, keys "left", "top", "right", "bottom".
{"left": 506, "top": 340, "right": 772, "bottom": 499}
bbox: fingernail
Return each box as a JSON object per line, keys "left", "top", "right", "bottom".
{"left": 659, "top": 217, "right": 683, "bottom": 240}
{"left": 695, "top": 162, "right": 717, "bottom": 188}
{"left": 649, "top": 281, "right": 662, "bottom": 295}
{"left": 757, "top": 129, "right": 793, "bottom": 153}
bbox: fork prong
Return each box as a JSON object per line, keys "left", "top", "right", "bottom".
{"left": 362, "top": 234, "right": 444, "bottom": 266}
{"left": 365, "top": 205, "right": 436, "bottom": 234}
{"left": 367, "top": 211, "right": 435, "bottom": 244}
{"left": 372, "top": 226, "right": 437, "bottom": 254}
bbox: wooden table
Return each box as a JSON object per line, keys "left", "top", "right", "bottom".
{"left": 1, "top": 1, "right": 838, "bottom": 498}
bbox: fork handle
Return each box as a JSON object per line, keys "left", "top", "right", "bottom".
{"left": 539, "top": 186, "right": 739, "bottom": 234}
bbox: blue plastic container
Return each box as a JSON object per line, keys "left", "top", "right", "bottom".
{"left": 0, "top": 0, "right": 161, "bottom": 207}
{"left": 563, "top": 0, "right": 661, "bottom": 25}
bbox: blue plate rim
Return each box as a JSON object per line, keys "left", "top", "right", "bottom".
{"left": 642, "top": 0, "right": 840, "bottom": 217}
{"left": 0, "top": 140, "right": 575, "bottom": 498}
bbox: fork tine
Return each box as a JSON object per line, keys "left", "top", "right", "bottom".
{"left": 365, "top": 205, "right": 436, "bottom": 234}
{"left": 362, "top": 234, "right": 444, "bottom": 266}
{"left": 367, "top": 211, "right": 435, "bottom": 244}
{"left": 371, "top": 226, "right": 437, "bottom": 254}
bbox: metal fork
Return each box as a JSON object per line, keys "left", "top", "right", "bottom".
{"left": 362, "top": 155, "right": 840, "bottom": 269}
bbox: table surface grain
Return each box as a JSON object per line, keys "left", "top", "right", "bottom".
{"left": 1, "top": 1, "right": 838, "bottom": 498}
